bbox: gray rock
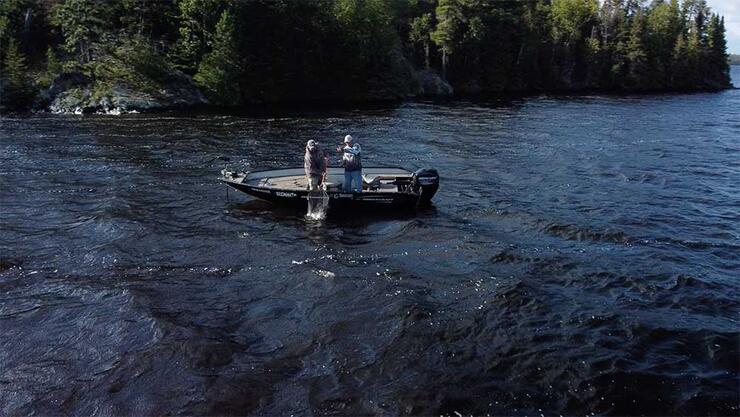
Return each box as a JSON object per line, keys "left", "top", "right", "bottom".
{"left": 109, "top": 86, "right": 161, "bottom": 112}
{"left": 47, "top": 73, "right": 91, "bottom": 100}
{"left": 365, "top": 45, "right": 423, "bottom": 101}
{"left": 416, "top": 69, "right": 453, "bottom": 97}
{"left": 49, "top": 87, "right": 90, "bottom": 114}
{"left": 44, "top": 71, "right": 207, "bottom": 114}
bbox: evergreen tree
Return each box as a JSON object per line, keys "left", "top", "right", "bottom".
{"left": 626, "top": 9, "right": 649, "bottom": 89}
{"left": 0, "top": 0, "right": 735, "bottom": 110}
{"left": 600, "top": 0, "right": 629, "bottom": 87}
{"left": 705, "top": 14, "right": 730, "bottom": 86}
{"left": 410, "top": 13, "right": 433, "bottom": 69}
{"left": 2, "top": 38, "right": 33, "bottom": 108}
{"left": 46, "top": 46, "right": 62, "bottom": 77}
{"left": 193, "top": 9, "right": 241, "bottom": 105}
{"left": 550, "top": 0, "right": 599, "bottom": 84}
{"left": 332, "top": 0, "right": 395, "bottom": 65}
{"left": 646, "top": 0, "right": 681, "bottom": 86}
{"left": 37, "top": 46, "right": 63, "bottom": 88}
{"left": 52, "top": 0, "right": 111, "bottom": 64}
{"left": 0, "top": 0, "right": 27, "bottom": 59}
{"left": 173, "top": 0, "right": 229, "bottom": 73}
{"left": 516, "top": 0, "right": 553, "bottom": 87}
{"left": 585, "top": 30, "right": 605, "bottom": 87}
{"left": 551, "top": 0, "right": 599, "bottom": 47}
{"left": 671, "top": 32, "right": 690, "bottom": 87}
{"left": 431, "top": 0, "right": 464, "bottom": 79}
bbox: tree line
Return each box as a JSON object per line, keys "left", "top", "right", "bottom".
{"left": 0, "top": 0, "right": 732, "bottom": 109}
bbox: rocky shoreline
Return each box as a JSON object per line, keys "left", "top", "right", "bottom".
{"left": 37, "top": 71, "right": 210, "bottom": 115}
{"left": 2, "top": 65, "right": 454, "bottom": 115}
{"left": 2, "top": 66, "right": 735, "bottom": 115}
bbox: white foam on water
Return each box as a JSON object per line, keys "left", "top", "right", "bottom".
{"left": 306, "top": 191, "right": 329, "bottom": 221}
{"left": 314, "top": 269, "right": 335, "bottom": 278}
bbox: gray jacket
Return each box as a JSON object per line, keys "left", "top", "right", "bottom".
{"left": 304, "top": 147, "right": 326, "bottom": 176}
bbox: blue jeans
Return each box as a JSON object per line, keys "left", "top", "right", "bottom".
{"left": 344, "top": 170, "right": 362, "bottom": 193}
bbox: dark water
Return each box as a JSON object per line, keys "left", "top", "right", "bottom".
{"left": 1, "top": 70, "right": 739, "bottom": 416}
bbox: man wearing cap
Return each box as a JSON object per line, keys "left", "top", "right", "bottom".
{"left": 337, "top": 135, "right": 362, "bottom": 193}
{"left": 304, "top": 139, "right": 327, "bottom": 191}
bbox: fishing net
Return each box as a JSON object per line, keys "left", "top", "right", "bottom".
{"left": 306, "top": 187, "right": 329, "bottom": 220}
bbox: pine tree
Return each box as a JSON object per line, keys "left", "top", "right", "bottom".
{"left": 600, "top": 0, "right": 629, "bottom": 87}
{"left": 46, "top": 47, "right": 62, "bottom": 78}
{"left": 410, "top": 13, "right": 433, "bottom": 69}
{"left": 193, "top": 9, "right": 241, "bottom": 105}
{"left": 671, "top": 32, "right": 690, "bottom": 87}
{"left": 705, "top": 14, "right": 730, "bottom": 86}
{"left": 0, "top": 0, "right": 26, "bottom": 59}
{"left": 626, "top": 9, "right": 649, "bottom": 89}
{"left": 431, "top": 0, "right": 464, "bottom": 80}
{"left": 646, "top": 0, "right": 681, "bottom": 86}
{"left": 173, "top": 0, "right": 227, "bottom": 73}
{"left": 51, "top": 0, "right": 109, "bottom": 64}
{"left": 551, "top": 0, "right": 599, "bottom": 47}
{"left": 2, "top": 38, "right": 33, "bottom": 108}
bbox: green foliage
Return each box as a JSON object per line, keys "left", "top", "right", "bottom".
{"left": 551, "top": 0, "right": 599, "bottom": 45}
{"left": 409, "top": 13, "right": 432, "bottom": 68}
{"left": 193, "top": 10, "right": 240, "bottom": 105}
{"left": 37, "top": 47, "right": 63, "bottom": 89}
{"left": 0, "top": 0, "right": 25, "bottom": 51}
{"left": 118, "top": 36, "right": 172, "bottom": 84}
{"left": 172, "top": 0, "right": 230, "bottom": 73}
{"left": 46, "top": 47, "right": 62, "bottom": 77}
{"left": 705, "top": 14, "right": 730, "bottom": 86}
{"left": 4, "top": 38, "right": 28, "bottom": 88}
{"left": 626, "top": 10, "right": 649, "bottom": 88}
{"left": 51, "top": 0, "right": 118, "bottom": 64}
{"left": 2, "top": 38, "right": 34, "bottom": 108}
{"left": 333, "top": 0, "right": 396, "bottom": 63}
{"left": 671, "top": 32, "right": 691, "bottom": 86}
{"left": 431, "top": 0, "right": 466, "bottom": 79}
{"left": 0, "top": 0, "right": 734, "bottom": 110}
{"left": 431, "top": 0, "right": 464, "bottom": 56}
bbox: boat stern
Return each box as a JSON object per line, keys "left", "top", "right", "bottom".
{"left": 413, "top": 168, "right": 440, "bottom": 205}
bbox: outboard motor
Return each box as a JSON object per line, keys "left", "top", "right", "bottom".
{"left": 412, "top": 168, "right": 439, "bottom": 205}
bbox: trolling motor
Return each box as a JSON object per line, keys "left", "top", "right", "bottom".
{"left": 412, "top": 168, "right": 440, "bottom": 205}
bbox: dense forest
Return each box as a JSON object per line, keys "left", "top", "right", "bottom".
{"left": 0, "top": 0, "right": 732, "bottom": 112}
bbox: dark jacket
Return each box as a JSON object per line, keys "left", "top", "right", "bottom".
{"left": 304, "top": 147, "right": 326, "bottom": 176}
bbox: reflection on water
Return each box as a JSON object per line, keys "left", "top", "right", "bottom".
{"left": 0, "top": 68, "right": 738, "bottom": 415}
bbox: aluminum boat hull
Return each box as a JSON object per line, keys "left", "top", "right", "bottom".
{"left": 220, "top": 167, "right": 438, "bottom": 209}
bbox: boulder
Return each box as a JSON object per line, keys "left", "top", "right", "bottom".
{"left": 46, "top": 72, "right": 91, "bottom": 100}
{"left": 44, "top": 71, "right": 207, "bottom": 114}
{"left": 363, "top": 45, "right": 423, "bottom": 101}
{"left": 48, "top": 87, "right": 91, "bottom": 114}
{"left": 416, "top": 69, "right": 453, "bottom": 97}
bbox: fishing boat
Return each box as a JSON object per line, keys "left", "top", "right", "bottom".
{"left": 220, "top": 167, "right": 439, "bottom": 209}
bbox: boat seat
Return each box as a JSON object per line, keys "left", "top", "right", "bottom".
{"left": 362, "top": 175, "right": 397, "bottom": 190}
{"left": 325, "top": 182, "right": 342, "bottom": 191}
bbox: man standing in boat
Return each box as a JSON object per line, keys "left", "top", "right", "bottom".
{"left": 304, "top": 140, "right": 327, "bottom": 191}
{"left": 337, "top": 135, "right": 362, "bottom": 193}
